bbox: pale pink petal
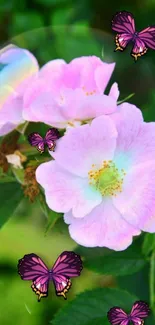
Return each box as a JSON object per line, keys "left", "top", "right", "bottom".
{"left": 113, "top": 162, "right": 155, "bottom": 232}
{"left": 36, "top": 161, "right": 102, "bottom": 217}
{"left": 0, "top": 96, "right": 23, "bottom": 123}
{"left": 108, "top": 82, "right": 120, "bottom": 101}
{"left": 39, "top": 59, "right": 66, "bottom": 96}
{"left": 23, "top": 78, "right": 49, "bottom": 108}
{"left": 39, "top": 59, "right": 66, "bottom": 78}
{"left": 57, "top": 88, "right": 117, "bottom": 120}
{"left": 0, "top": 86, "right": 23, "bottom": 130}
{"left": 95, "top": 62, "right": 115, "bottom": 93}
{"left": 40, "top": 59, "right": 82, "bottom": 91}
{"left": 70, "top": 56, "right": 103, "bottom": 92}
{"left": 75, "top": 94, "right": 117, "bottom": 120}
{"left": 52, "top": 115, "right": 117, "bottom": 177}
{"left": 0, "top": 123, "right": 18, "bottom": 136}
{"left": 23, "top": 78, "right": 51, "bottom": 121}
{"left": 0, "top": 85, "right": 17, "bottom": 110}
{"left": 64, "top": 199, "right": 140, "bottom": 250}
{"left": 112, "top": 103, "right": 155, "bottom": 168}
{"left": 28, "top": 92, "right": 68, "bottom": 126}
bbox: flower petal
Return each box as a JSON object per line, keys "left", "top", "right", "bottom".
{"left": 113, "top": 162, "right": 155, "bottom": 232}
{"left": 0, "top": 122, "right": 18, "bottom": 136}
{"left": 74, "top": 94, "right": 117, "bottom": 120}
{"left": 112, "top": 103, "right": 155, "bottom": 168}
{"left": 36, "top": 161, "right": 102, "bottom": 217}
{"left": 108, "top": 82, "right": 120, "bottom": 101}
{"left": 0, "top": 91, "right": 23, "bottom": 123}
{"left": 27, "top": 92, "right": 68, "bottom": 126}
{"left": 23, "top": 78, "right": 51, "bottom": 121}
{"left": 0, "top": 86, "right": 24, "bottom": 135}
{"left": 95, "top": 62, "right": 115, "bottom": 93}
{"left": 64, "top": 199, "right": 140, "bottom": 250}
{"left": 70, "top": 56, "right": 113, "bottom": 92}
{"left": 52, "top": 115, "right": 117, "bottom": 177}
{"left": 111, "top": 103, "right": 147, "bottom": 169}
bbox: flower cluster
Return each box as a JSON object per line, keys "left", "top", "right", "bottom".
{"left": 1, "top": 45, "right": 155, "bottom": 250}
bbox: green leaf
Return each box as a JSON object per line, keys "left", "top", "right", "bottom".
{"left": 10, "top": 12, "right": 44, "bottom": 34}
{"left": 83, "top": 318, "right": 107, "bottom": 325}
{"left": 83, "top": 240, "right": 147, "bottom": 276}
{"left": 0, "top": 167, "right": 16, "bottom": 183}
{"left": 142, "top": 91, "right": 155, "bottom": 122}
{"left": 0, "top": 0, "right": 13, "bottom": 11}
{"left": 85, "top": 319, "right": 117, "bottom": 325}
{"left": 142, "top": 233, "right": 155, "bottom": 256}
{"left": 25, "top": 122, "right": 48, "bottom": 137}
{"left": 53, "top": 26, "right": 101, "bottom": 61}
{"left": 0, "top": 182, "right": 23, "bottom": 227}
{"left": 34, "top": 0, "right": 68, "bottom": 5}
{"left": 38, "top": 193, "right": 62, "bottom": 234}
{"left": 16, "top": 121, "right": 29, "bottom": 135}
{"left": 10, "top": 12, "right": 45, "bottom": 50}
{"left": 52, "top": 7, "right": 75, "bottom": 26}
{"left": 75, "top": 245, "right": 110, "bottom": 259}
{"left": 52, "top": 288, "right": 138, "bottom": 325}
{"left": 44, "top": 210, "right": 62, "bottom": 235}
{"left": 11, "top": 167, "right": 25, "bottom": 184}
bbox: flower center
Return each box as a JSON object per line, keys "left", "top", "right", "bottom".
{"left": 88, "top": 160, "right": 126, "bottom": 197}
{"left": 82, "top": 86, "right": 96, "bottom": 96}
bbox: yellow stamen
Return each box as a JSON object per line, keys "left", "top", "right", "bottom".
{"left": 88, "top": 160, "right": 126, "bottom": 197}
{"left": 82, "top": 86, "right": 96, "bottom": 96}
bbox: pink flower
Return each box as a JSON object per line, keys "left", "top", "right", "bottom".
{"left": 23, "top": 56, "right": 119, "bottom": 128}
{"left": 36, "top": 102, "right": 155, "bottom": 250}
{"left": 0, "top": 44, "right": 39, "bottom": 136}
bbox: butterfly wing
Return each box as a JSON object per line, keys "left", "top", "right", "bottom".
{"left": 130, "top": 38, "right": 147, "bottom": 61}
{"left": 51, "top": 251, "right": 83, "bottom": 299}
{"left": 112, "top": 11, "right": 135, "bottom": 51}
{"left": 138, "top": 27, "right": 155, "bottom": 49}
{"left": 130, "top": 301, "right": 150, "bottom": 324}
{"left": 28, "top": 132, "right": 44, "bottom": 153}
{"left": 18, "top": 253, "right": 49, "bottom": 301}
{"left": 107, "top": 307, "right": 129, "bottom": 325}
{"left": 44, "top": 128, "right": 60, "bottom": 152}
{"left": 131, "top": 26, "right": 155, "bottom": 61}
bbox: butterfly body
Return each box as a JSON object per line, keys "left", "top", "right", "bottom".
{"left": 28, "top": 128, "right": 59, "bottom": 153}
{"left": 18, "top": 251, "right": 83, "bottom": 301}
{"left": 112, "top": 11, "right": 155, "bottom": 61}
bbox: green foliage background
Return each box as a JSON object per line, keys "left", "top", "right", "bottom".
{"left": 0, "top": 0, "right": 155, "bottom": 324}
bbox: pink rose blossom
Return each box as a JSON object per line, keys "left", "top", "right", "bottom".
{"left": 36, "top": 102, "right": 155, "bottom": 250}
{"left": 23, "top": 56, "right": 119, "bottom": 128}
{"left": 0, "top": 44, "right": 39, "bottom": 136}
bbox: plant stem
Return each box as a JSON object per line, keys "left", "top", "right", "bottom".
{"left": 150, "top": 250, "right": 155, "bottom": 315}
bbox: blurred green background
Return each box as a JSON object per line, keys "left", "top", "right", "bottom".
{"left": 0, "top": 0, "right": 155, "bottom": 324}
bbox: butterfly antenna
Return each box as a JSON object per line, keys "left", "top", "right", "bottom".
{"left": 38, "top": 296, "right": 41, "bottom": 302}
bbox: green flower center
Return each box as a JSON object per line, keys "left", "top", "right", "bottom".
{"left": 88, "top": 160, "right": 126, "bottom": 197}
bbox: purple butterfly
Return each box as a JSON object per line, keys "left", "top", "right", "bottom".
{"left": 107, "top": 300, "right": 150, "bottom": 325}
{"left": 111, "top": 11, "right": 155, "bottom": 61}
{"left": 28, "top": 128, "right": 60, "bottom": 153}
{"left": 18, "top": 251, "right": 83, "bottom": 301}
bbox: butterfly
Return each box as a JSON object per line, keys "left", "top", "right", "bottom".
{"left": 28, "top": 128, "right": 60, "bottom": 153}
{"left": 18, "top": 251, "right": 83, "bottom": 302}
{"left": 107, "top": 300, "right": 150, "bottom": 325}
{"left": 111, "top": 11, "right": 155, "bottom": 61}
